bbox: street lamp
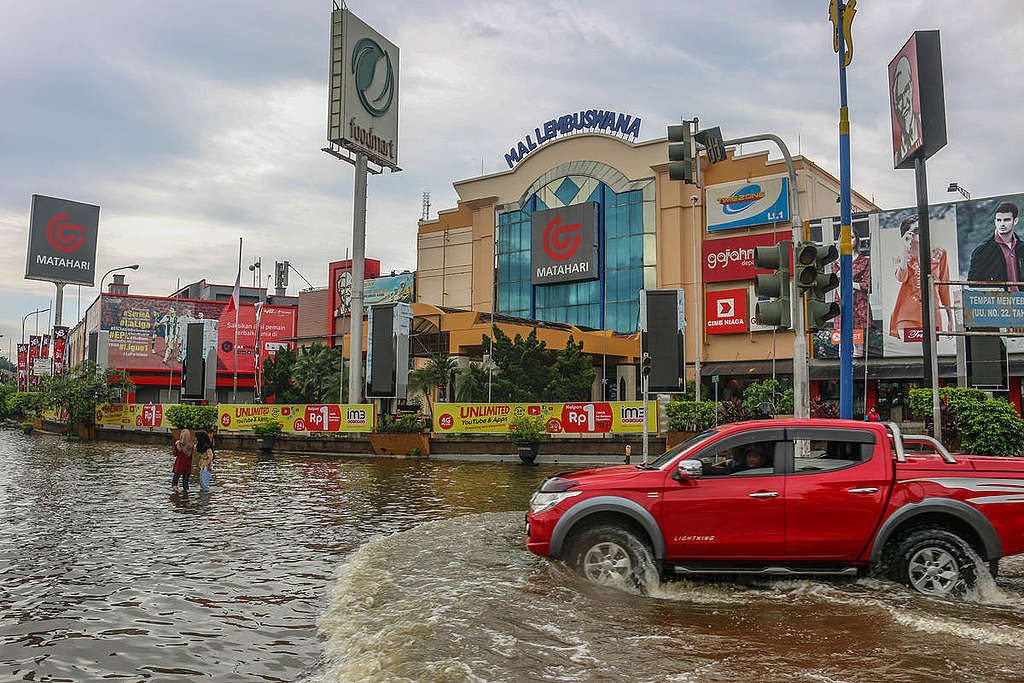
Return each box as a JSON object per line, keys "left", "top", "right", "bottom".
{"left": 22, "top": 308, "right": 50, "bottom": 342}
{"left": 100, "top": 264, "right": 140, "bottom": 293}
{"left": 947, "top": 183, "right": 970, "bottom": 201}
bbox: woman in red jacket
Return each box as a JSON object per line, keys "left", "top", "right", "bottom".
{"left": 172, "top": 429, "right": 195, "bottom": 493}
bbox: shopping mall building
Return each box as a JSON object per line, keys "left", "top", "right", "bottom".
{"left": 414, "top": 122, "right": 884, "bottom": 409}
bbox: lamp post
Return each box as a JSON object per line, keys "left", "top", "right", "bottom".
{"left": 22, "top": 308, "right": 50, "bottom": 342}
{"left": 99, "top": 264, "right": 140, "bottom": 294}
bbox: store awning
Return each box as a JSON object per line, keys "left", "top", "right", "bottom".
{"left": 699, "top": 360, "right": 793, "bottom": 377}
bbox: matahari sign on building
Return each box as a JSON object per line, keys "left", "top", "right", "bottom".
{"left": 531, "top": 202, "right": 599, "bottom": 286}
{"left": 25, "top": 194, "right": 100, "bottom": 286}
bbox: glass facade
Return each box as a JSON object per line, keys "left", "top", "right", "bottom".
{"left": 495, "top": 173, "right": 654, "bottom": 332}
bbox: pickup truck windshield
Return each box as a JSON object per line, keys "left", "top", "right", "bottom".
{"left": 648, "top": 430, "right": 719, "bottom": 469}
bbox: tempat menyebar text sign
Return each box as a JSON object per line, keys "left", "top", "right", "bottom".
{"left": 963, "top": 289, "right": 1024, "bottom": 329}
{"left": 432, "top": 402, "right": 658, "bottom": 434}
{"left": 705, "top": 177, "right": 789, "bottom": 231}
{"left": 25, "top": 194, "right": 100, "bottom": 286}
{"left": 218, "top": 403, "right": 376, "bottom": 432}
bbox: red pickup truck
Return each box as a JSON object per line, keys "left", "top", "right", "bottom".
{"left": 526, "top": 419, "right": 1024, "bottom": 597}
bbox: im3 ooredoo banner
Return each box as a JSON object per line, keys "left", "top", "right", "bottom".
{"left": 432, "top": 402, "right": 658, "bottom": 434}
{"left": 218, "top": 404, "right": 376, "bottom": 432}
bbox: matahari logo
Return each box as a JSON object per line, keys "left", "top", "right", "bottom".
{"left": 717, "top": 298, "right": 735, "bottom": 318}
{"left": 352, "top": 38, "right": 395, "bottom": 117}
{"left": 542, "top": 216, "right": 582, "bottom": 262}
{"left": 46, "top": 213, "right": 86, "bottom": 253}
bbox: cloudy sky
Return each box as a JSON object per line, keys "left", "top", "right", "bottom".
{"left": 1, "top": 0, "right": 1022, "bottom": 356}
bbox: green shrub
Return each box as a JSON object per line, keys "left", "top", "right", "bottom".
{"left": 7, "top": 392, "right": 44, "bottom": 418}
{"left": 910, "top": 387, "right": 1024, "bottom": 456}
{"left": 0, "top": 384, "right": 15, "bottom": 420}
{"left": 666, "top": 401, "right": 716, "bottom": 431}
{"left": 741, "top": 380, "right": 793, "bottom": 417}
{"left": 165, "top": 405, "right": 220, "bottom": 430}
{"left": 378, "top": 414, "right": 425, "bottom": 433}
{"left": 252, "top": 419, "right": 284, "bottom": 437}
{"left": 506, "top": 413, "right": 549, "bottom": 444}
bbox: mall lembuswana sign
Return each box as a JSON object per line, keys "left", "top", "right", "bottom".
{"left": 504, "top": 110, "right": 642, "bottom": 169}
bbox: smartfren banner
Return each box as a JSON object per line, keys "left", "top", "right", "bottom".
{"left": 531, "top": 202, "right": 599, "bottom": 286}
{"left": 25, "top": 194, "right": 100, "bottom": 286}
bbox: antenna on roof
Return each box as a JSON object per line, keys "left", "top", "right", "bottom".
{"left": 421, "top": 191, "right": 431, "bottom": 221}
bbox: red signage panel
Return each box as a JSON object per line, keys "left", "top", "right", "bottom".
{"left": 706, "top": 289, "right": 749, "bottom": 334}
{"left": 702, "top": 231, "right": 789, "bottom": 283}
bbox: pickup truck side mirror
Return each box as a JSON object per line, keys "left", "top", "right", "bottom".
{"left": 673, "top": 459, "right": 704, "bottom": 481}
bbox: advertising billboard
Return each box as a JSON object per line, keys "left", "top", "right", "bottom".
{"left": 432, "top": 402, "right": 658, "bottom": 434}
{"left": 811, "top": 193, "right": 1024, "bottom": 360}
{"left": 97, "top": 295, "right": 295, "bottom": 373}
{"left": 703, "top": 231, "right": 790, "bottom": 283}
{"left": 52, "top": 326, "right": 68, "bottom": 374}
{"left": 329, "top": 258, "right": 382, "bottom": 318}
{"left": 705, "top": 177, "right": 789, "bottom": 231}
{"left": 327, "top": 8, "right": 400, "bottom": 170}
{"left": 705, "top": 289, "right": 748, "bottom": 334}
{"left": 25, "top": 194, "right": 100, "bottom": 286}
{"left": 531, "top": 202, "right": 599, "bottom": 285}
{"left": 17, "top": 344, "right": 28, "bottom": 390}
{"left": 889, "top": 31, "right": 946, "bottom": 170}
{"left": 218, "top": 403, "right": 375, "bottom": 432}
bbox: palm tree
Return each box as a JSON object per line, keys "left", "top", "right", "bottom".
{"left": 456, "top": 362, "right": 490, "bottom": 402}
{"left": 407, "top": 353, "right": 458, "bottom": 417}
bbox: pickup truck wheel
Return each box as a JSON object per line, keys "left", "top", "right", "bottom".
{"left": 889, "top": 528, "right": 979, "bottom": 598}
{"left": 566, "top": 525, "right": 654, "bottom": 592}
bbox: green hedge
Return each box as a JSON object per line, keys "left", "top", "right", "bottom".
{"left": 666, "top": 401, "right": 717, "bottom": 431}
{"left": 910, "top": 387, "right": 1024, "bottom": 457}
{"left": 7, "top": 392, "right": 43, "bottom": 418}
{"left": 165, "top": 405, "right": 220, "bottom": 430}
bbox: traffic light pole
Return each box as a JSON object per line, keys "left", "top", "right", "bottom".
{"left": 723, "top": 134, "right": 808, "bottom": 419}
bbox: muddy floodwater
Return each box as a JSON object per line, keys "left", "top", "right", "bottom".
{"left": 3, "top": 429, "right": 1024, "bottom": 681}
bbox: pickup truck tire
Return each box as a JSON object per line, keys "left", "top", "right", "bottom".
{"left": 565, "top": 524, "right": 654, "bottom": 592}
{"left": 887, "top": 527, "right": 979, "bottom": 598}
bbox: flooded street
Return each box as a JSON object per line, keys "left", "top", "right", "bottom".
{"left": 3, "top": 429, "right": 1024, "bottom": 681}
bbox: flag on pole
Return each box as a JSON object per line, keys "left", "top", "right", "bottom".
{"left": 226, "top": 271, "right": 241, "bottom": 313}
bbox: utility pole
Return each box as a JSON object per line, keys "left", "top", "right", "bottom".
{"left": 723, "top": 134, "right": 807, "bottom": 418}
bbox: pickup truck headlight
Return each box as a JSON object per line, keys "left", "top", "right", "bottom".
{"left": 529, "top": 490, "right": 582, "bottom": 514}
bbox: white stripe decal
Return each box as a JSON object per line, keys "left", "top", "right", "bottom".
{"left": 902, "top": 477, "right": 1024, "bottom": 504}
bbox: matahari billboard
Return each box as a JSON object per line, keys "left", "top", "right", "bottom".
{"left": 25, "top": 194, "right": 100, "bottom": 286}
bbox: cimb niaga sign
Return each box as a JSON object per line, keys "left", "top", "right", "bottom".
{"left": 531, "top": 202, "right": 599, "bottom": 286}
{"left": 25, "top": 194, "right": 100, "bottom": 286}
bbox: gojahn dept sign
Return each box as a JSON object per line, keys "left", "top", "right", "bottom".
{"left": 505, "top": 110, "right": 641, "bottom": 169}
{"left": 25, "top": 194, "right": 100, "bottom": 286}
{"left": 531, "top": 203, "right": 599, "bottom": 286}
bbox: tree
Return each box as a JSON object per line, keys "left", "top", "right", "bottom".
{"left": 261, "top": 348, "right": 298, "bottom": 403}
{"left": 290, "top": 343, "right": 345, "bottom": 403}
{"left": 545, "top": 335, "right": 595, "bottom": 402}
{"left": 407, "top": 353, "right": 458, "bottom": 416}
{"left": 40, "top": 361, "right": 134, "bottom": 429}
{"left": 741, "top": 379, "right": 794, "bottom": 417}
{"left": 456, "top": 362, "right": 490, "bottom": 402}
{"left": 484, "top": 326, "right": 553, "bottom": 402}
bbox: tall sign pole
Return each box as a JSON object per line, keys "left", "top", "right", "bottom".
{"left": 831, "top": 0, "right": 856, "bottom": 418}
{"left": 888, "top": 31, "right": 947, "bottom": 438}
{"left": 325, "top": 7, "right": 401, "bottom": 407}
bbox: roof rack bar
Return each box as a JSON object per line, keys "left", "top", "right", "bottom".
{"left": 903, "top": 434, "right": 958, "bottom": 464}
{"left": 886, "top": 421, "right": 907, "bottom": 463}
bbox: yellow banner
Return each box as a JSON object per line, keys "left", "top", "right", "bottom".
{"left": 96, "top": 403, "right": 176, "bottom": 428}
{"left": 217, "top": 404, "right": 376, "bottom": 432}
{"left": 432, "top": 402, "right": 658, "bottom": 434}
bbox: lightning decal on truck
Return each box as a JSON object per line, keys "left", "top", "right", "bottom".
{"left": 902, "top": 478, "right": 1024, "bottom": 504}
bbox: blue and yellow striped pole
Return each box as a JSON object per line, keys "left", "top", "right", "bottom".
{"left": 833, "top": 0, "right": 855, "bottom": 419}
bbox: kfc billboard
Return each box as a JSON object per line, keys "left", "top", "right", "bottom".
{"left": 706, "top": 289, "right": 748, "bottom": 334}
{"left": 889, "top": 31, "right": 946, "bottom": 170}
{"left": 703, "top": 231, "right": 790, "bottom": 283}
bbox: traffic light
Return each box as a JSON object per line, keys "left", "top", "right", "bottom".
{"left": 641, "top": 352, "right": 652, "bottom": 377}
{"left": 667, "top": 124, "right": 694, "bottom": 183}
{"left": 795, "top": 241, "right": 840, "bottom": 331}
{"left": 752, "top": 240, "right": 792, "bottom": 329}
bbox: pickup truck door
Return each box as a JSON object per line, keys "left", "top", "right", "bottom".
{"left": 662, "top": 428, "right": 787, "bottom": 559}
{"left": 782, "top": 427, "right": 889, "bottom": 560}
